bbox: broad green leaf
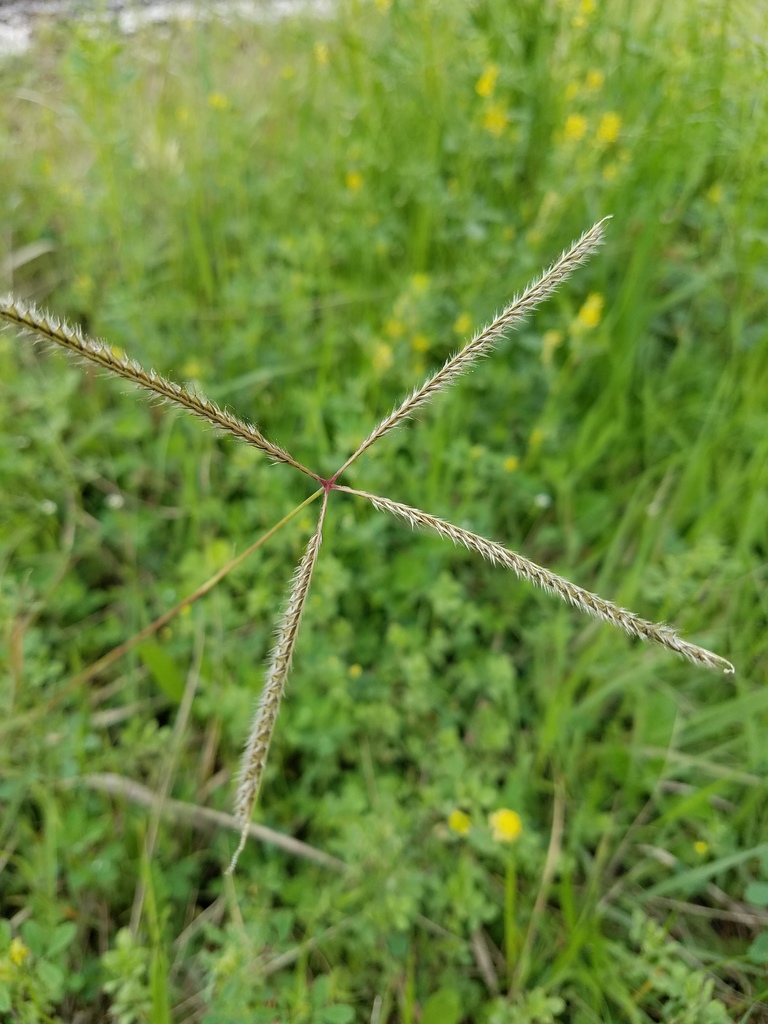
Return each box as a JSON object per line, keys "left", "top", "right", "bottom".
{"left": 139, "top": 642, "right": 185, "bottom": 703}
{"left": 421, "top": 987, "right": 462, "bottom": 1024}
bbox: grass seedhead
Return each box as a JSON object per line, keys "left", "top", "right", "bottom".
{"left": 0, "top": 218, "right": 734, "bottom": 873}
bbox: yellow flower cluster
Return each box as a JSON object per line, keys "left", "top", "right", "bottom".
{"left": 448, "top": 809, "right": 471, "bottom": 835}
{"left": 453, "top": 312, "right": 473, "bottom": 336}
{"left": 483, "top": 103, "right": 508, "bottom": 138}
{"left": 475, "top": 63, "right": 499, "bottom": 98}
{"left": 575, "top": 292, "right": 604, "bottom": 330}
{"left": 372, "top": 342, "right": 393, "bottom": 372}
{"left": 447, "top": 807, "right": 523, "bottom": 842}
{"left": 597, "top": 112, "right": 622, "bottom": 144}
{"left": 10, "top": 937, "right": 30, "bottom": 966}
{"left": 208, "top": 92, "right": 229, "bottom": 111}
{"left": 346, "top": 170, "right": 364, "bottom": 193}
{"left": 564, "top": 113, "right": 587, "bottom": 142}
{"left": 564, "top": 111, "right": 621, "bottom": 145}
{"left": 489, "top": 809, "right": 523, "bottom": 843}
{"left": 475, "top": 63, "right": 507, "bottom": 137}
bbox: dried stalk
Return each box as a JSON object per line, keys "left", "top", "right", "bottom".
{"left": 63, "top": 773, "right": 345, "bottom": 871}
{"left": 336, "top": 486, "right": 735, "bottom": 675}
{"left": 0, "top": 295, "right": 316, "bottom": 479}
{"left": 335, "top": 218, "right": 609, "bottom": 477}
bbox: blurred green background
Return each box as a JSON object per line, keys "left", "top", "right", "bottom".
{"left": 0, "top": 0, "right": 766, "bottom": 1020}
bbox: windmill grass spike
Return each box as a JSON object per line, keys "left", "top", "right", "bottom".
{"left": 336, "top": 217, "right": 610, "bottom": 476}
{"left": 0, "top": 295, "right": 315, "bottom": 478}
{"left": 335, "top": 486, "right": 736, "bottom": 676}
{"left": 228, "top": 494, "right": 328, "bottom": 873}
{"left": 1, "top": 218, "right": 735, "bottom": 870}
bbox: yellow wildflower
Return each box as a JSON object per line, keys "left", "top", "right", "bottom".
{"left": 706, "top": 183, "right": 723, "bottom": 204}
{"left": 489, "top": 808, "right": 523, "bottom": 843}
{"left": 10, "top": 937, "right": 30, "bottom": 966}
{"left": 602, "top": 162, "right": 619, "bottom": 182}
{"left": 564, "top": 113, "right": 587, "bottom": 141}
{"left": 580, "top": 0, "right": 596, "bottom": 12}
{"left": 208, "top": 92, "right": 229, "bottom": 111}
{"left": 586, "top": 69, "right": 605, "bottom": 91}
{"left": 483, "top": 103, "right": 507, "bottom": 138}
{"left": 375, "top": 0, "right": 391, "bottom": 11}
{"left": 503, "top": 456, "right": 519, "bottom": 473}
{"left": 453, "top": 312, "right": 472, "bottom": 335}
{"left": 576, "top": 292, "right": 604, "bottom": 329}
{"left": 448, "top": 809, "right": 471, "bottom": 835}
{"left": 348, "top": 664, "right": 363, "bottom": 679}
{"left": 541, "top": 329, "right": 564, "bottom": 365}
{"left": 475, "top": 63, "right": 499, "bottom": 98}
{"left": 596, "top": 112, "right": 621, "bottom": 144}
{"left": 372, "top": 343, "right": 393, "bottom": 373}
{"left": 281, "top": 65, "right": 295, "bottom": 81}
{"left": 346, "top": 170, "right": 364, "bottom": 193}
{"left": 314, "top": 42, "right": 329, "bottom": 66}
{"left": 411, "top": 334, "right": 430, "bottom": 353}
{"left": 411, "top": 273, "right": 430, "bottom": 292}
{"left": 694, "top": 840, "right": 709, "bottom": 856}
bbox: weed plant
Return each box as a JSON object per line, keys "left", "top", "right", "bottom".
{"left": 0, "top": 0, "right": 766, "bottom": 1022}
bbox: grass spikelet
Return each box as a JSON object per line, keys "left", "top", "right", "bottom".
{"left": 0, "top": 295, "right": 315, "bottom": 477}
{"left": 336, "top": 486, "right": 735, "bottom": 675}
{"left": 228, "top": 495, "right": 329, "bottom": 873}
{"left": 336, "top": 218, "right": 610, "bottom": 476}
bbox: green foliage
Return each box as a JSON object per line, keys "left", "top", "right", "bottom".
{"left": 101, "top": 929, "right": 153, "bottom": 1024}
{"left": 0, "top": 917, "right": 76, "bottom": 1023}
{"left": 485, "top": 989, "right": 565, "bottom": 1024}
{"left": 1, "top": 0, "right": 766, "bottom": 1020}
{"left": 622, "top": 914, "right": 732, "bottom": 1024}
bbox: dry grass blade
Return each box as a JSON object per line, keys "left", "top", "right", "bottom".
{"left": 62, "top": 773, "right": 345, "bottom": 871}
{"left": 228, "top": 494, "right": 329, "bottom": 873}
{"left": 335, "top": 218, "right": 609, "bottom": 476}
{"left": 336, "top": 486, "right": 735, "bottom": 674}
{"left": 0, "top": 295, "right": 316, "bottom": 478}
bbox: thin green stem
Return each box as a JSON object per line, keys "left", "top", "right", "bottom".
{"left": 505, "top": 854, "right": 518, "bottom": 987}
